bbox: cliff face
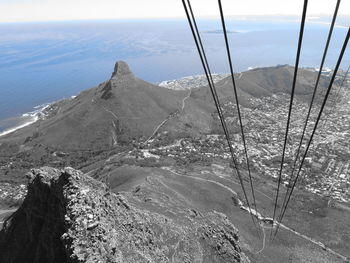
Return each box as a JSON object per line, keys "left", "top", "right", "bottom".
{"left": 0, "top": 167, "right": 249, "bottom": 263}
{"left": 0, "top": 168, "right": 70, "bottom": 263}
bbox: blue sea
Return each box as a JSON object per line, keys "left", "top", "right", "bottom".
{"left": 0, "top": 17, "right": 349, "bottom": 134}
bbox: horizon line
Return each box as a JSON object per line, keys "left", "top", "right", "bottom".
{"left": 1, "top": 14, "right": 350, "bottom": 24}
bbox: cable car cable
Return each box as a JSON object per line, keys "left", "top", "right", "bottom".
{"left": 273, "top": 28, "right": 350, "bottom": 239}
{"left": 270, "top": 0, "right": 309, "bottom": 239}
{"left": 278, "top": 0, "right": 341, "bottom": 225}
{"left": 218, "top": 0, "right": 259, "bottom": 216}
{"left": 182, "top": 0, "right": 259, "bottom": 230}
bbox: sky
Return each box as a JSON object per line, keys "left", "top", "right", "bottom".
{"left": 0, "top": 0, "right": 349, "bottom": 23}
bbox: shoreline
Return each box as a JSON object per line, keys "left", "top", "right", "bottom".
{"left": 0, "top": 95, "right": 77, "bottom": 138}
{"left": 0, "top": 72, "right": 232, "bottom": 137}
{"left": 0, "top": 116, "right": 39, "bottom": 137}
{"left": 0, "top": 103, "right": 51, "bottom": 138}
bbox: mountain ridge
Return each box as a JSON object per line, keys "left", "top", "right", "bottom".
{"left": 0, "top": 166, "right": 250, "bottom": 263}
{"left": 0, "top": 61, "right": 332, "bottom": 185}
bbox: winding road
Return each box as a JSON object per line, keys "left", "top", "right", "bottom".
{"left": 145, "top": 89, "right": 192, "bottom": 144}
{"left": 144, "top": 118, "right": 171, "bottom": 144}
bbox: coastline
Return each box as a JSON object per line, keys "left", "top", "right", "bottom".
{"left": 0, "top": 65, "right": 342, "bottom": 138}
{"left": 0, "top": 116, "right": 39, "bottom": 137}
{"left": 0, "top": 73, "right": 231, "bottom": 137}
{"left": 0, "top": 103, "right": 52, "bottom": 137}
{"left": 0, "top": 103, "right": 50, "bottom": 138}
{"left": 0, "top": 95, "right": 78, "bottom": 138}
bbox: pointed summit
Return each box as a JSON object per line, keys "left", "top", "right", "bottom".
{"left": 112, "top": 61, "right": 134, "bottom": 78}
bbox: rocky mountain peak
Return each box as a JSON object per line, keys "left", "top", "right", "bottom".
{"left": 112, "top": 61, "right": 134, "bottom": 78}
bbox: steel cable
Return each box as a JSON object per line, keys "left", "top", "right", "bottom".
{"left": 278, "top": 0, "right": 341, "bottom": 227}
{"left": 182, "top": 0, "right": 260, "bottom": 230}
{"left": 273, "top": 28, "right": 350, "bottom": 239}
{"left": 271, "top": 0, "right": 309, "bottom": 239}
{"left": 218, "top": 0, "right": 259, "bottom": 217}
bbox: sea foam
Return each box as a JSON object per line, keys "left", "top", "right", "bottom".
{"left": 0, "top": 103, "right": 50, "bottom": 137}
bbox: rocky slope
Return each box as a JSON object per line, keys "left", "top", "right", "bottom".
{"left": 0, "top": 167, "right": 250, "bottom": 263}
{"left": 0, "top": 61, "right": 187, "bottom": 150}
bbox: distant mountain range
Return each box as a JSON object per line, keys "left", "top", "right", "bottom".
{"left": 202, "top": 29, "right": 238, "bottom": 34}
{"left": 0, "top": 61, "right": 329, "bottom": 151}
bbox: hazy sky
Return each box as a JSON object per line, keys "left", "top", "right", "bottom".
{"left": 0, "top": 0, "right": 350, "bottom": 23}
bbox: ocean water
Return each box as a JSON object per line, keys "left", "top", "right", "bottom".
{"left": 0, "top": 17, "right": 349, "bottom": 134}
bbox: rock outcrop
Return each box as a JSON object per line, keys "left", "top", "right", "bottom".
{"left": 0, "top": 167, "right": 249, "bottom": 263}
{"left": 112, "top": 61, "right": 135, "bottom": 79}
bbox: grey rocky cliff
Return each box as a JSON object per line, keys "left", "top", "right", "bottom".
{"left": 0, "top": 167, "right": 249, "bottom": 263}
{"left": 112, "top": 61, "right": 135, "bottom": 79}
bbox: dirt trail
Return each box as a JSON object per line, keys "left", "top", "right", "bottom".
{"left": 181, "top": 89, "right": 191, "bottom": 111}
{"left": 145, "top": 118, "right": 170, "bottom": 143}
{"left": 163, "top": 167, "right": 349, "bottom": 262}
{"left": 145, "top": 89, "right": 191, "bottom": 144}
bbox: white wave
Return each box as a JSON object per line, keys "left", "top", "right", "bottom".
{"left": 0, "top": 116, "right": 38, "bottom": 137}
{"left": 0, "top": 95, "right": 78, "bottom": 138}
{"left": 0, "top": 103, "right": 51, "bottom": 138}
{"left": 24, "top": 104, "right": 50, "bottom": 117}
{"left": 33, "top": 103, "right": 50, "bottom": 109}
